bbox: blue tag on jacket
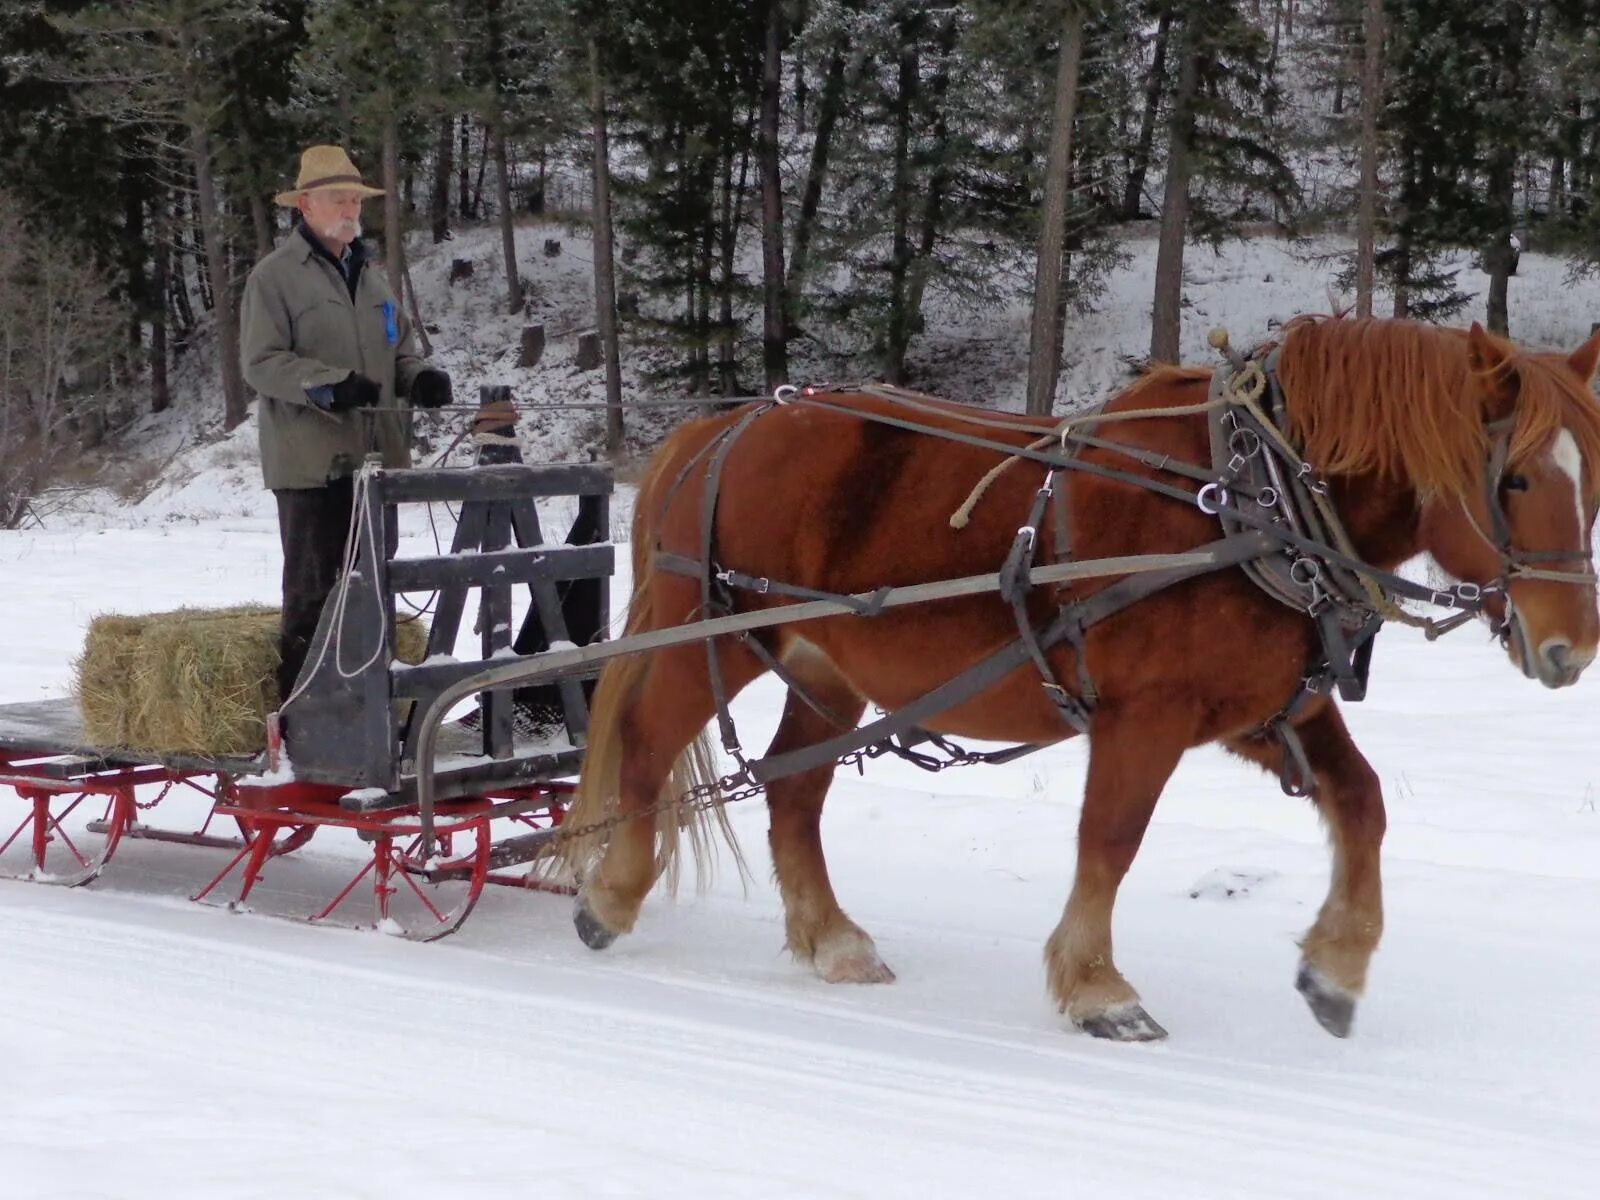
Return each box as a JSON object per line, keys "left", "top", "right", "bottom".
{"left": 382, "top": 300, "right": 398, "bottom": 347}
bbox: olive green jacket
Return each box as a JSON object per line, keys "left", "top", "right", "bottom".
{"left": 239, "top": 230, "right": 428, "bottom": 490}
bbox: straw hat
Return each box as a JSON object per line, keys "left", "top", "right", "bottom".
{"left": 273, "top": 145, "right": 385, "bottom": 207}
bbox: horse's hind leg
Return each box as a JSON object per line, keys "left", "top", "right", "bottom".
{"left": 576, "top": 640, "right": 764, "bottom": 946}
{"left": 1046, "top": 706, "right": 1188, "bottom": 1042}
{"left": 1225, "top": 698, "right": 1384, "bottom": 1038}
{"left": 760, "top": 651, "right": 884, "bottom": 983}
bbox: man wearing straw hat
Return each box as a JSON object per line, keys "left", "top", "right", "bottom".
{"left": 240, "top": 144, "right": 453, "bottom": 706}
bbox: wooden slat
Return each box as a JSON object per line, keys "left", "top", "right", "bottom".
{"left": 392, "top": 658, "right": 601, "bottom": 701}
{"left": 377, "top": 463, "right": 613, "bottom": 504}
{"left": 387, "top": 543, "right": 613, "bottom": 592}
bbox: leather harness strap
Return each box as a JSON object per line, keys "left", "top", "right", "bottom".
{"left": 645, "top": 364, "right": 1566, "bottom": 795}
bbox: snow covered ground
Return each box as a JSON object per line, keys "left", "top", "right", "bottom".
{"left": 5, "top": 229, "right": 1600, "bottom": 1196}
{"left": 3, "top": 516, "right": 1600, "bottom": 1198}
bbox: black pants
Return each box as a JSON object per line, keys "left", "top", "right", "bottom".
{"left": 273, "top": 477, "right": 355, "bottom": 704}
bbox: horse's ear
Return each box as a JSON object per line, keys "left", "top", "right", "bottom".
{"left": 1466, "top": 321, "right": 1510, "bottom": 377}
{"left": 1569, "top": 326, "right": 1600, "bottom": 383}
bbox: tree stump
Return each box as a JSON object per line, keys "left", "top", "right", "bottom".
{"left": 542, "top": 239, "right": 562, "bottom": 258}
{"left": 519, "top": 324, "right": 546, "bottom": 368}
{"left": 449, "top": 258, "right": 473, "bottom": 284}
{"left": 575, "top": 332, "right": 602, "bottom": 371}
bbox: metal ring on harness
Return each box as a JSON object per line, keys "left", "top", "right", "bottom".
{"left": 773, "top": 384, "right": 798, "bottom": 404}
{"left": 1288, "top": 557, "right": 1323, "bottom": 588}
{"left": 1228, "top": 427, "right": 1262, "bottom": 459}
{"left": 1257, "top": 486, "right": 1279, "bottom": 509}
{"left": 1196, "top": 483, "right": 1228, "bottom": 515}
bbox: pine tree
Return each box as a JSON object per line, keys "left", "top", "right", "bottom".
{"left": 44, "top": 0, "right": 270, "bottom": 429}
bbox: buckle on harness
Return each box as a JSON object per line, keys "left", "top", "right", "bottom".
{"left": 716, "top": 567, "right": 770, "bottom": 595}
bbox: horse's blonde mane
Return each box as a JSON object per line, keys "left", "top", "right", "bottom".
{"left": 1274, "top": 316, "right": 1600, "bottom": 500}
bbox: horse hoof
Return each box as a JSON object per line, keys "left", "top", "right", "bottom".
{"left": 573, "top": 898, "right": 618, "bottom": 951}
{"left": 818, "top": 951, "right": 896, "bottom": 985}
{"left": 1296, "top": 962, "right": 1356, "bottom": 1038}
{"left": 812, "top": 926, "right": 895, "bottom": 983}
{"left": 1076, "top": 1003, "right": 1168, "bottom": 1042}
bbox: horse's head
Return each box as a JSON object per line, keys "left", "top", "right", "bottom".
{"left": 1419, "top": 323, "right": 1600, "bottom": 688}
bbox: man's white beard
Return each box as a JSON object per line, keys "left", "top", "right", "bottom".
{"left": 322, "top": 216, "right": 361, "bottom": 242}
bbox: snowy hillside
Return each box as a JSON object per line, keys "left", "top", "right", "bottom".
{"left": 34, "top": 221, "right": 1600, "bottom": 531}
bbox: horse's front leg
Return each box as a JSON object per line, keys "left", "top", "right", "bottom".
{"left": 1226, "top": 697, "right": 1385, "bottom": 1037}
{"left": 762, "top": 675, "right": 882, "bottom": 984}
{"left": 1047, "top": 706, "right": 1187, "bottom": 1042}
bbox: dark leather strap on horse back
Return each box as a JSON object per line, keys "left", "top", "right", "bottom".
{"left": 696, "top": 404, "right": 775, "bottom": 765}
{"left": 1039, "top": 432, "right": 1100, "bottom": 708}
{"left": 749, "top": 533, "right": 1270, "bottom": 784}
{"left": 1000, "top": 470, "right": 1091, "bottom": 733}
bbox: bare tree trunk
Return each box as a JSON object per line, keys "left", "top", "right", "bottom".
{"left": 1484, "top": 2, "right": 1528, "bottom": 337}
{"left": 904, "top": 15, "right": 959, "bottom": 338}
{"left": 1026, "top": 3, "right": 1085, "bottom": 416}
{"left": 151, "top": 190, "right": 171, "bottom": 414}
{"left": 458, "top": 115, "right": 472, "bottom": 219}
{"left": 588, "top": 35, "right": 624, "bottom": 451}
{"left": 1354, "top": 0, "right": 1383, "bottom": 318}
{"left": 694, "top": 154, "right": 716, "bottom": 392}
{"left": 1123, "top": 6, "right": 1172, "bottom": 219}
{"left": 758, "top": 0, "right": 788, "bottom": 389}
{"left": 400, "top": 247, "right": 432, "bottom": 357}
{"left": 122, "top": 166, "right": 147, "bottom": 355}
{"left": 473, "top": 129, "right": 490, "bottom": 218}
{"left": 718, "top": 136, "right": 750, "bottom": 397}
{"left": 491, "top": 115, "right": 522, "bottom": 314}
{"left": 382, "top": 111, "right": 405, "bottom": 297}
{"left": 189, "top": 121, "right": 247, "bottom": 428}
{"left": 1392, "top": 129, "right": 1415, "bottom": 319}
{"left": 886, "top": 24, "right": 918, "bottom": 385}
{"left": 787, "top": 43, "right": 848, "bottom": 307}
{"left": 1150, "top": 20, "right": 1201, "bottom": 364}
{"left": 432, "top": 113, "right": 454, "bottom": 242}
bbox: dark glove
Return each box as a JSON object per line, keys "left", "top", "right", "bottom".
{"left": 410, "top": 367, "right": 453, "bottom": 409}
{"left": 328, "top": 372, "right": 381, "bottom": 413}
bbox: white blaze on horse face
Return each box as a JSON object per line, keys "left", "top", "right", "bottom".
{"left": 1551, "top": 429, "right": 1587, "bottom": 549}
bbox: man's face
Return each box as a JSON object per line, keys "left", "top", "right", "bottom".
{"left": 298, "top": 188, "right": 366, "bottom": 251}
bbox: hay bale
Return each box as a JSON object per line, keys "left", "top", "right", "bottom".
{"left": 73, "top": 614, "right": 151, "bottom": 747}
{"left": 132, "top": 606, "right": 281, "bottom": 756}
{"left": 76, "top": 607, "right": 429, "bottom": 757}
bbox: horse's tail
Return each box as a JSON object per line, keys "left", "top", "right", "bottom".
{"left": 552, "top": 418, "right": 746, "bottom": 893}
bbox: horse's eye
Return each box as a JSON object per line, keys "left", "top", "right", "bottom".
{"left": 1501, "top": 474, "right": 1529, "bottom": 493}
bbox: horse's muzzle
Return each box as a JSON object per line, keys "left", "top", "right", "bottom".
{"left": 1532, "top": 637, "right": 1594, "bottom": 689}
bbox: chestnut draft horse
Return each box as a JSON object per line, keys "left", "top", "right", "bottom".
{"left": 560, "top": 317, "right": 1600, "bottom": 1042}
